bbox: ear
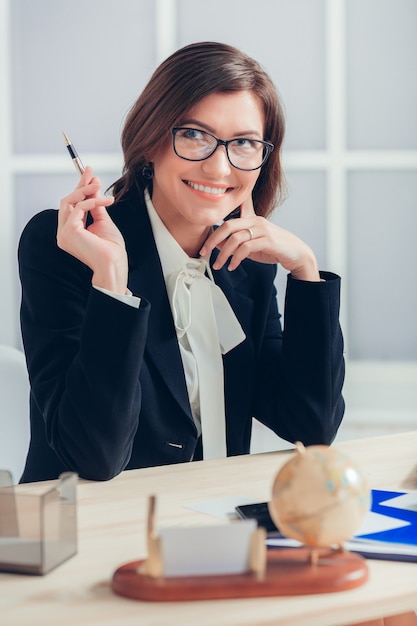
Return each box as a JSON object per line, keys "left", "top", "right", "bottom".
{"left": 141, "top": 163, "right": 154, "bottom": 179}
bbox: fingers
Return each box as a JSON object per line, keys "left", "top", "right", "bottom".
{"left": 201, "top": 193, "right": 256, "bottom": 257}
{"left": 58, "top": 166, "right": 114, "bottom": 248}
{"left": 203, "top": 217, "right": 321, "bottom": 280}
{"left": 58, "top": 191, "right": 114, "bottom": 233}
{"left": 64, "top": 166, "right": 100, "bottom": 205}
{"left": 201, "top": 218, "right": 260, "bottom": 271}
{"left": 214, "top": 227, "right": 259, "bottom": 271}
{"left": 59, "top": 167, "right": 111, "bottom": 216}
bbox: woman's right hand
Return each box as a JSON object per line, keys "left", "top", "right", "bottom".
{"left": 57, "top": 166, "right": 129, "bottom": 294}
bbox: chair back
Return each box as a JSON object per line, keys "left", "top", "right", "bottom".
{"left": 0, "top": 346, "right": 30, "bottom": 483}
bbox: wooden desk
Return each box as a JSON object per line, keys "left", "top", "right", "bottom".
{"left": 1, "top": 431, "right": 417, "bottom": 626}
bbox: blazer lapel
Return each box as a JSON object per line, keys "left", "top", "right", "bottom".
{"left": 110, "top": 189, "right": 193, "bottom": 420}
{"left": 211, "top": 252, "right": 254, "bottom": 340}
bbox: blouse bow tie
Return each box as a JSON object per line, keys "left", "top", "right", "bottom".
{"left": 166, "top": 258, "right": 245, "bottom": 354}
{"left": 166, "top": 258, "right": 245, "bottom": 460}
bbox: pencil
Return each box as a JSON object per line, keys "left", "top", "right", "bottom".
{"left": 62, "top": 131, "right": 85, "bottom": 175}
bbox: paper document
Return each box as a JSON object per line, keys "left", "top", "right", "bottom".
{"left": 185, "top": 496, "right": 260, "bottom": 520}
{"left": 378, "top": 491, "right": 417, "bottom": 512}
{"left": 186, "top": 490, "right": 417, "bottom": 562}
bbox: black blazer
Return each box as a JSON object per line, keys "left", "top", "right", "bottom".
{"left": 18, "top": 185, "right": 345, "bottom": 483}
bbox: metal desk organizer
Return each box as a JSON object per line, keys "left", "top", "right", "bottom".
{"left": 0, "top": 470, "right": 77, "bottom": 574}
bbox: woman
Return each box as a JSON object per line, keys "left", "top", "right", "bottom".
{"left": 18, "top": 41, "right": 345, "bottom": 483}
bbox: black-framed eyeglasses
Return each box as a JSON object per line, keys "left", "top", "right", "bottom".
{"left": 172, "top": 127, "right": 274, "bottom": 171}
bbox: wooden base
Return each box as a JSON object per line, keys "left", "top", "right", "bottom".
{"left": 112, "top": 548, "right": 369, "bottom": 602}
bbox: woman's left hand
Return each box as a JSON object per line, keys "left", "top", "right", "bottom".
{"left": 199, "top": 196, "right": 321, "bottom": 282}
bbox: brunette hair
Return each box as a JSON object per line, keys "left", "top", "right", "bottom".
{"left": 112, "top": 41, "right": 286, "bottom": 217}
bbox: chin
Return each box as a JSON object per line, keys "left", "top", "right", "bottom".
{"left": 190, "top": 207, "right": 235, "bottom": 226}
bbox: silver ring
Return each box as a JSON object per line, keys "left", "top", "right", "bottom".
{"left": 246, "top": 227, "right": 254, "bottom": 240}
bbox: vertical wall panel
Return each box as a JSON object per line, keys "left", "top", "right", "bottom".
{"left": 347, "top": 170, "right": 417, "bottom": 359}
{"left": 272, "top": 171, "right": 327, "bottom": 317}
{"left": 11, "top": 0, "right": 155, "bottom": 154}
{"left": 346, "top": 0, "right": 417, "bottom": 149}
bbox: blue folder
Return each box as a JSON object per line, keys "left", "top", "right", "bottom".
{"left": 349, "top": 489, "right": 417, "bottom": 562}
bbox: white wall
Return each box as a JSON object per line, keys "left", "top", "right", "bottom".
{"left": 1, "top": 0, "right": 416, "bottom": 442}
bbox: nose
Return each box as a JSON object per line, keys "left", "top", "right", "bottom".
{"left": 200, "top": 145, "right": 232, "bottom": 177}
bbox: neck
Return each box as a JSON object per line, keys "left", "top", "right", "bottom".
{"left": 157, "top": 212, "right": 211, "bottom": 258}
{"left": 145, "top": 188, "right": 212, "bottom": 258}
{"left": 181, "top": 228, "right": 211, "bottom": 258}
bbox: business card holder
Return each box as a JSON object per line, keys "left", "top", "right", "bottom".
{"left": 0, "top": 470, "right": 77, "bottom": 575}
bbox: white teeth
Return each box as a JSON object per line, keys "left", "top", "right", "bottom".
{"left": 187, "top": 181, "right": 227, "bottom": 195}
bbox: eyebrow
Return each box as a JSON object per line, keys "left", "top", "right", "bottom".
{"left": 180, "top": 118, "right": 263, "bottom": 138}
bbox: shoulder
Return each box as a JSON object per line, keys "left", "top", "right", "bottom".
{"left": 18, "top": 209, "right": 59, "bottom": 259}
{"left": 21, "top": 207, "right": 58, "bottom": 233}
{"left": 18, "top": 209, "right": 88, "bottom": 282}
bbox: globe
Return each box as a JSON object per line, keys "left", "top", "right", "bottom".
{"left": 268, "top": 442, "right": 370, "bottom": 548}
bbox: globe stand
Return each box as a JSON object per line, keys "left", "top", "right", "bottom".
{"left": 112, "top": 547, "right": 369, "bottom": 601}
{"left": 111, "top": 496, "right": 368, "bottom": 602}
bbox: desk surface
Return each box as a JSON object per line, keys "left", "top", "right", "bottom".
{"left": 1, "top": 431, "right": 417, "bottom": 626}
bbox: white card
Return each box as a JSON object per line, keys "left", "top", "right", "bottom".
{"left": 158, "top": 520, "right": 256, "bottom": 577}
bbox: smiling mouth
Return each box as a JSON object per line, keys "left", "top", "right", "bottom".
{"left": 186, "top": 181, "right": 230, "bottom": 195}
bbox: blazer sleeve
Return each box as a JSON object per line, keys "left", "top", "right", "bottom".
{"left": 18, "top": 209, "right": 150, "bottom": 480}
{"left": 254, "top": 270, "right": 345, "bottom": 446}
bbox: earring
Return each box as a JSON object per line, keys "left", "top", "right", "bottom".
{"left": 141, "top": 162, "right": 154, "bottom": 179}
